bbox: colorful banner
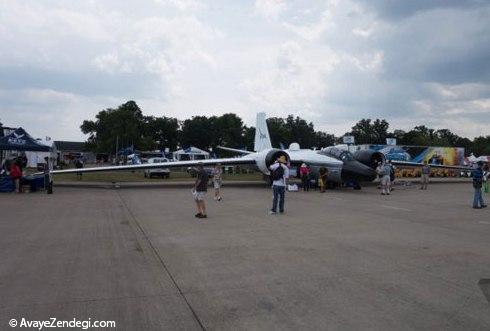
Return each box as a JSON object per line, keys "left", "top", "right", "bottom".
{"left": 363, "top": 145, "right": 465, "bottom": 166}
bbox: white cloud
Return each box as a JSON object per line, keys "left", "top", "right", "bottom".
{"left": 241, "top": 41, "right": 339, "bottom": 118}
{"left": 0, "top": 88, "right": 120, "bottom": 140}
{"left": 93, "top": 52, "right": 133, "bottom": 74}
{"left": 254, "top": 0, "right": 287, "bottom": 21}
{"left": 349, "top": 51, "right": 384, "bottom": 72}
{"left": 283, "top": 9, "right": 333, "bottom": 41}
{"left": 0, "top": 0, "right": 489, "bottom": 141}
{"left": 155, "top": 0, "right": 204, "bottom": 11}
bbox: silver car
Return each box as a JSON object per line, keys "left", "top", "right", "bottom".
{"left": 144, "top": 158, "right": 171, "bottom": 179}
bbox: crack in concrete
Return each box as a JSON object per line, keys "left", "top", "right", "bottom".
{"left": 116, "top": 191, "right": 207, "bottom": 331}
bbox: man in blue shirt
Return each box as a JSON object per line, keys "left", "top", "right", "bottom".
{"left": 472, "top": 162, "right": 487, "bottom": 209}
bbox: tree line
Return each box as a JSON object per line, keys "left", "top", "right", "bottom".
{"left": 80, "top": 101, "right": 490, "bottom": 156}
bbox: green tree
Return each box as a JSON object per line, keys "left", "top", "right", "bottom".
{"left": 179, "top": 116, "right": 214, "bottom": 150}
{"left": 314, "top": 131, "right": 336, "bottom": 148}
{"left": 348, "top": 118, "right": 389, "bottom": 144}
{"left": 243, "top": 126, "right": 255, "bottom": 151}
{"left": 143, "top": 116, "right": 179, "bottom": 151}
{"left": 472, "top": 136, "right": 490, "bottom": 156}
{"left": 285, "top": 115, "right": 317, "bottom": 148}
{"left": 266, "top": 117, "right": 291, "bottom": 148}
{"left": 212, "top": 113, "right": 246, "bottom": 148}
{"left": 81, "top": 101, "right": 146, "bottom": 154}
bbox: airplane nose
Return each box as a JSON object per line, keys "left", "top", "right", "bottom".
{"left": 342, "top": 160, "right": 377, "bottom": 181}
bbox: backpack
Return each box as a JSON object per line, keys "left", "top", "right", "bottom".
{"left": 271, "top": 165, "right": 284, "bottom": 181}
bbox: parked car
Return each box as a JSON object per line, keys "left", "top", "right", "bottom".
{"left": 144, "top": 158, "right": 171, "bottom": 179}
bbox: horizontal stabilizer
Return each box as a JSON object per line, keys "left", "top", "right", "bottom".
{"left": 392, "top": 160, "right": 472, "bottom": 170}
{"left": 217, "top": 146, "right": 254, "bottom": 155}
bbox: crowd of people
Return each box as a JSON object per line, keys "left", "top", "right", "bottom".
{"left": 1, "top": 155, "right": 26, "bottom": 193}
{"left": 189, "top": 156, "right": 489, "bottom": 218}
{"left": 1, "top": 154, "right": 53, "bottom": 193}
{"left": 2, "top": 152, "right": 488, "bottom": 214}
{"left": 298, "top": 163, "right": 329, "bottom": 193}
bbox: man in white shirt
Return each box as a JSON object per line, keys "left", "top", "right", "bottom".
{"left": 269, "top": 155, "right": 289, "bottom": 214}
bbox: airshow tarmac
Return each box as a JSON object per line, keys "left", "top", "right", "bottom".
{"left": 1, "top": 181, "right": 489, "bottom": 330}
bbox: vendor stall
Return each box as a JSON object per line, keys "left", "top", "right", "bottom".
{"left": 172, "top": 146, "right": 210, "bottom": 161}
{"left": 0, "top": 128, "right": 52, "bottom": 193}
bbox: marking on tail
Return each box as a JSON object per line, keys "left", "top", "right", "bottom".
{"left": 254, "top": 112, "right": 272, "bottom": 152}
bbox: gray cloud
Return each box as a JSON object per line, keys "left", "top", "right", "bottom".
{"left": 379, "top": 5, "right": 490, "bottom": 85}
{"left": 0, "top": 0, "right": 489, "bottom": 140}
{"left": 357, "top": 0, "right": 486, "bottom": 20}
{"left": 0, "top": 67, "right": 162, "bottom": 98}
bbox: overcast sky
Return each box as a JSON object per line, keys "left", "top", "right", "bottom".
{"left": 0, "top": 0, "right": 489, "bottom": 141}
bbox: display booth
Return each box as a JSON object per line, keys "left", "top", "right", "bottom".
{"left": 172, "top": 147, "right": 210, "bottom": 161}
{"left": 0, "top": 128, "right": 51, "bottom": 192}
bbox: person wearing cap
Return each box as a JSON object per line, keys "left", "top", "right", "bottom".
{"left": 269, "top": 155, "right": 289, "bottom": 214}
{"left": 193, "top": 163, "right": 209, "bottom": 218}
{"left": 299, "top": 163, "right": 310, "bottom": 191}
{"left": 472, "top": 161, "right": 487, "bottom": 209}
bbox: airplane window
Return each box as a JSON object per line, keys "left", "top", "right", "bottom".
{"left": 340, "top": 152, "right": 353, "bottom": 161}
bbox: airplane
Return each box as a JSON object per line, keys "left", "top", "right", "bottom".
{"left": 46, "top": 113, "right": 345, "bottom": 183}
{"left": 319, "top": 146, "right": 380, "bottom": 189}
{"left": 319, "top": 144, "right": 472, "bottom": 188}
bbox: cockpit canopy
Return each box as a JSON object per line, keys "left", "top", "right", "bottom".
{"left": 320, "top": 147, "right": 354, "bottom": 162}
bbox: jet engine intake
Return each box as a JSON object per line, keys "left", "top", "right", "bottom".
{"left": 256, "top": 149, "right": 290, "bottom": 174}
{"left": 353, "top": 150, "right": 385, "bottom": 169}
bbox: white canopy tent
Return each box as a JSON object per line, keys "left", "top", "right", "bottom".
{"left": 25, "top": 138, "right": 55, "bottom": 168}
{"left": 173, "top": 146, "right": 210, "bottom": 161}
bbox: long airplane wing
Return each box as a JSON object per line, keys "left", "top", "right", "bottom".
{"left": 391, "top": 160, "right": 472, "bottom": 170}
{"left": 45, "top": 157, "right": 256, "bottom": 175}
{"left": 217, "top": 146, "right": 254, "bottom": 155}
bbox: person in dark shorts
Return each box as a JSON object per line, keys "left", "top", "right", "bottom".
{"left": 299, "top": 163, "right": 310, "bottom": 191}
{"left": 193, "top": 163, "right": 209, "bottom": 218}
{"left": 75, "top": 157, "right": 84, "bottom": 180}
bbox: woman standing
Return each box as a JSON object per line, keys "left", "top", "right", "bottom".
{"left": 10, "top": 158, "right": 23, "bottom": 193}
{"left": 299, "top": 163, "right": 310, "bottom": 191}
{"left": 319, "top": 167, "right": 328, "bottom": 193}
{"left": 213, "top": 163, "right": 223, "bottom": 201}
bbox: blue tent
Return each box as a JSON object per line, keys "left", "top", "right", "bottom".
{"left": 0, "top": 127, "right": 51, "bottom": 152}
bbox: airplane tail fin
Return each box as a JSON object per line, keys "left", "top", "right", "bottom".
{"left": 254, "top": 112, "right": 272, "bottom": 152}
